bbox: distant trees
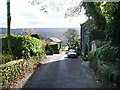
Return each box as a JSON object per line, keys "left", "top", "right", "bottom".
{"left": 23, "top": 28, "right": 36, "bottom": 35}
{"left": 63, "top": 29, "right": 79, "bottom": 49}
{"left": 29, "top": 0, "right": 120, "bottom": 46}
{"left": 23, "top": 28, "right": 47, "bottom": 39}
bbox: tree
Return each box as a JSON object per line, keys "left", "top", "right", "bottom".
{"left": 23, "top": 28, "right": 36, "bottom": 35}
{"left": 66, "top": 1, "right": 120, "bottom": 46}
{"left": 82, "top": 2, "right": 106, "bottom": 30}
{"left": 28, "top": 0, "right": 67, "bottom": 13}
{"left": 82, "top": 2, "right": 120, "bottom": 46}
{"left": 85, "top": 19, "right": 106, "bottom": 42}
{"left": 63, "top": 29, "right": 79, "bottom": 48}
{"left": 102, "top": 2, "right": 120, "bottom": 46}
{"left": 29, "top": 1, "right": 120, "bottom": 46}
{"left": 65, "top": 2, "right": 82, "bottom": 17}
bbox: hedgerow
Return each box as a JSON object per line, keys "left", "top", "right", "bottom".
{"left": 0, "top": 55, "right": 45, "bottom": 87}
{"left": 96, "top": 44, "right": 120, "bottom": 62}
{"left": 50, "top": 43, "right": 61, "bottom": 54}
{"left": 31, "top": 34, "right": 42, "bottom": 39}
{"left": 45, "top": 44, "right": 54, "bottom": 55}
{"left": 88, "top": 44, "right": 120, "bottom": 87}
{"left": 1, "top": 35, "right": 45, "bottom": 60}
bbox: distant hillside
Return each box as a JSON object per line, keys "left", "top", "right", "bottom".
{"left": 0, "top": 28, "right": 24, "bottom": 35}
{"left": 0, "top": 28, "right": 79, "bottom": 45}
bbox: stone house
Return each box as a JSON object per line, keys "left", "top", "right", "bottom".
{"left": 80, "top": 22, "right": 90, "bottom": 56}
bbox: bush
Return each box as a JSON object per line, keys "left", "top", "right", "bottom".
{"left": 45, "top": 44, "right": 54, "bottom": 55}
{"left": 95, "top": 41, "right": 110, "bottom": 48}
{"left": 31, "top": 34, "right": 42, "bottom": 39}
{"left": 97, "top": 44, "right": 120, "bottom": 62}
{"left": 88, "top": 51, "right": 96, "bottom": 61}
{"left": 88, "top": 51, "right": 98, "bottom": 70}
{"left": 0, "top": 59, "right": 24, "bottom": 86}
{"left": 0, "top": 55, "right": 45, "bottom": 86}
{"left": 82, "top": 56, "right": 89, "bottom": 61}
{"left": 1, "top": 35, "right": 44, "bottom": 59}
{"left": 50, "top": 43, "right": 61, "bottom": 54}
{"left": 1, "top": 54, "right": 14, "bottom": 64}
{"left": 89, "top": 44, "right": 120, "bottom": 87}
{"left": 84, "top": 44, "right": 88, "bottom": 56}
{"left": 97, "top": 62, "right": 120, "bottom": 87}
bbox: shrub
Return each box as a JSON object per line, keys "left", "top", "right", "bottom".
{"left": 0, "top": 59, "right": 24, "bottom": 86}
{"left": 1, "top": 54, "right": 14, "bottom": 64}
{"left": 83, "top": 44, "right": 89, "bottom": 57}
{"left": 89, "top": 44, "right": 120, "bottom": 87}
{"left": 50, "top": 43, "right": 61, "bottom": 54}
{"left": 97, "top": 62, "right": 120, "bottom": 87}
{"left": 82, "top": 56, "right": 89, "bottom": 61}
{"left": 88, "top": 51, "right": 98, "bottom": 70}
{"left": 31, "top": 34, "right": 42, "bottom": 39}
{"left": 95, "top": 41, "right": 110, "bottom": 48}
{"left": 0, "top": 55, "right": 45, "bottom": 86}
{"left": 97, "top": 44, "right": 120, "bottom": 62}
{"left": 45, "top": 44, "right": 54, "bottom": 55}
{"left": 1, "top": 35, "right": 44, "bottom": 59}
{"left": 88, "top": 51, "right": 96, "bottom": 61}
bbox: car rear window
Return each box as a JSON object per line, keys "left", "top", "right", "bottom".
{"left": 69, "top": 51, "right": 76, "bottom": 53}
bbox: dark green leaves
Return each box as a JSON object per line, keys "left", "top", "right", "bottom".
{"left": 1, "top": 35, "right": 44, "bottom": 59}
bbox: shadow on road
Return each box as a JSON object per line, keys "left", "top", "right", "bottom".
{"left": 23, "top": 57, "right": 114, "bottom": 88}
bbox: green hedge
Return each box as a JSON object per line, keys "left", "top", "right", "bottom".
{"left": 88, "top": 51, "right": 98, "bottom": 71}
{"left": 97, "top": 61, "right": 120, "bottom": 87}
{"left": 88, "top": 51, "right": 96, "bottom": 61}
{"left": 0, "top": 55, "right": 45, "bottom": 86}
{"left": 89, "top": 56, "right": 120, "bottom": 87}
{"left": 31, "top": 34, "right": 42, "bottom": 39}
{"left": 88, "top": 44, "right": 120, "bottom": 87}
{"left": 1, "top": 35, "right": 44, "bottom": 59}
{"left": 89, "top": 44, "right": 120, "bottom": 69}
{"left": 45, "top": 44, "right": 54, "bottom": 55}
{"left": 1, "top": 54, "right": 14, "bottom": 64}
{"left": 96, "top": 44, "right": 120, "bottom": 62}
{"left": 95, "top": 41, "right": 110, "bottom": 48}
{"left": 50, "top": 43, "right": 61, "bottom": 54}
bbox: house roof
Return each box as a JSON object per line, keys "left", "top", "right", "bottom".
{"left": 48, "top": 37, "right": 62, "bottom": 43}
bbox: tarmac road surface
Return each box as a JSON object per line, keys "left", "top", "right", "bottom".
{"left": 23, "top": 51, "right": 113, "bottom": 88}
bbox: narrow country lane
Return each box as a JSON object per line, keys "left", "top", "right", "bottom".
{"left": 23, "top": 52, "right": 112, "bottom": 88}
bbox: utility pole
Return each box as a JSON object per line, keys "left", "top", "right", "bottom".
{"left": 80, "top": 24, "right": 83, "bottom": 54}
{"left": 7, "top": 0, "right": 12, "bottom": 54}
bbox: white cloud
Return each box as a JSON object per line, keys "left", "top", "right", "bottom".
{"left": 0, "top": 0, "right": 87, "bottom": 28}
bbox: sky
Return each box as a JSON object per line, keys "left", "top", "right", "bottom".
{"left": 0, "top": 0, "right": 88, "bottom": 29}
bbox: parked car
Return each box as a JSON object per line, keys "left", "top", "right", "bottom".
{"left": 67, "top": 50, "right": 77, "bottom": 58}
